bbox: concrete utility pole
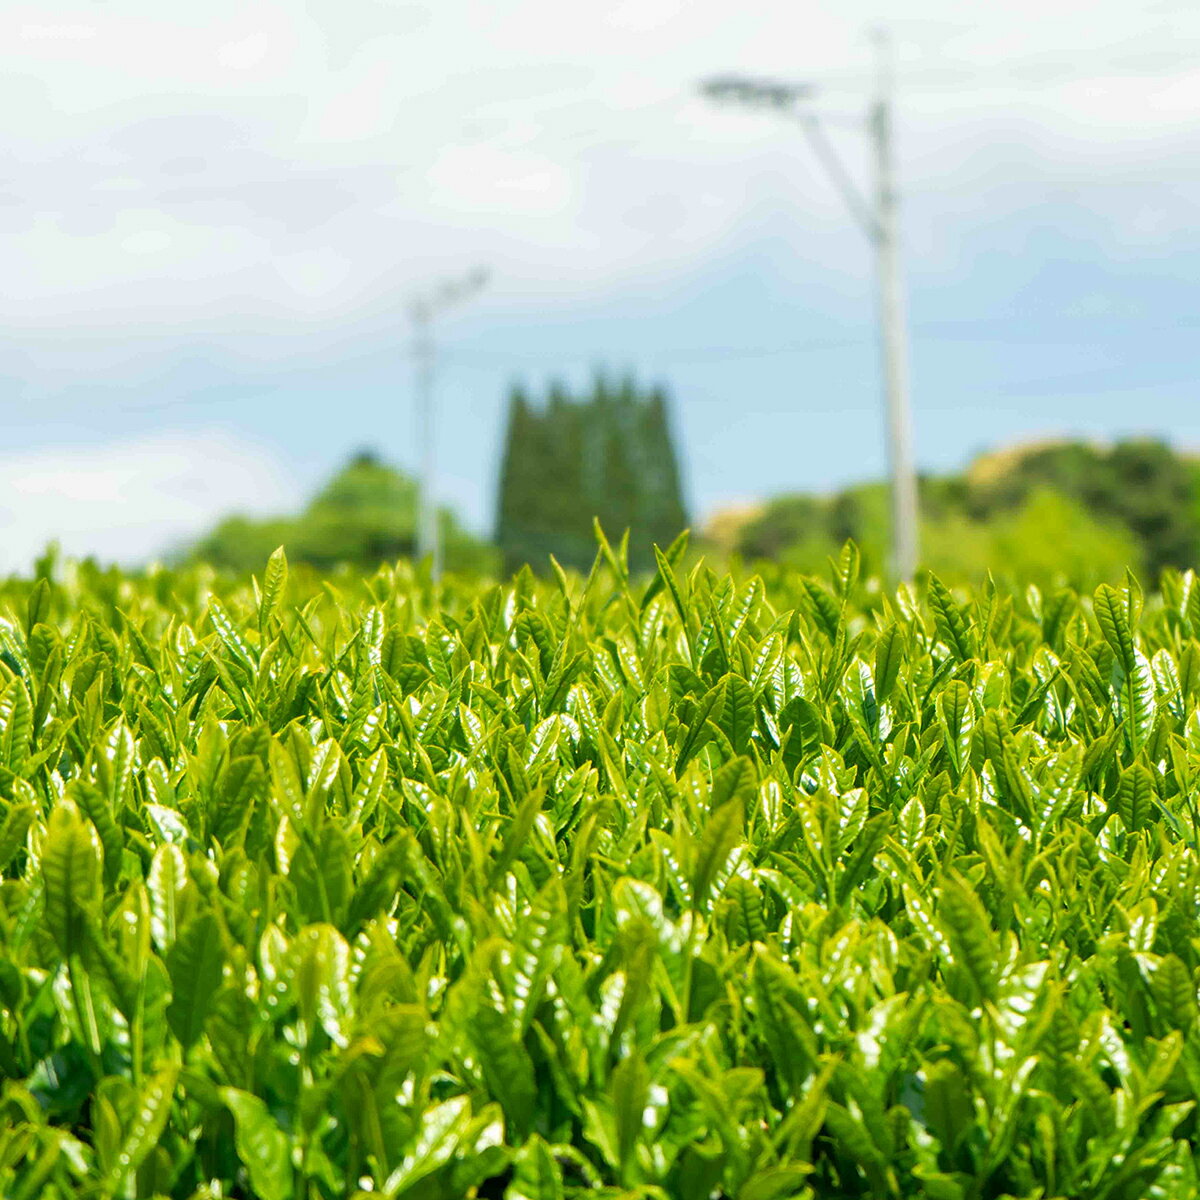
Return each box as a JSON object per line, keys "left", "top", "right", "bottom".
{"left": 701, "top": 28, "right": 920, "bottom": 580}
{"left": 870, "top": 29, "right": 918, "bottom": 583}
{"left": 408, "top": 267, "right": 489, "bottom": 581}
{"left": 411, "top": 305, "right": 437, "bottom": 575}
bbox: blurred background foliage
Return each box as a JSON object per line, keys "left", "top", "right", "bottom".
{"left": 495, "top": 373, "right": 688, "bottom": 575}
{"left": 189, "top": 451, "right": 497, "bottom": 576}
{"left": 184, "top": 384, "right": 1199, "bottom": 592}
{"left": 724, "top": 437, "right": 1195, "bottom": 589}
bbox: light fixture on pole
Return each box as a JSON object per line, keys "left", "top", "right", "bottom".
{"left": 700, "top": 30, "right": 919, "bottom": 581}
{"left": 408, "top": 266, "right": 489, "bottom": 581}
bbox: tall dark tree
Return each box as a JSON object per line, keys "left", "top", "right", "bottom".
{"left": 637, "top": 387, "right": 688, "bottom": 541}
{"left": 495, "top": 375, "right": 689, "bottom": 574}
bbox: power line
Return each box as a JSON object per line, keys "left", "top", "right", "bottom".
{"left": 12, "top": 325, "right": 1199, "bottom": 419}
{"left": 440, "top": 335, "right": 869, "bottom": 367}
{"left": 10, "top": 297, "right": 1200, "bottom": 421}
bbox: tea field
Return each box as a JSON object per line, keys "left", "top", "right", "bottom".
{"left": 3, "top": 538, "right": 1200, "bottom": 1198}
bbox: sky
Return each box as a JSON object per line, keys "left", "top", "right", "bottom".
{"left": 2, "top": 0, "right": 1199, "bottom": 571}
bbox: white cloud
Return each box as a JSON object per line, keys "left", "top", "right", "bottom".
{"left": 218, "top": 31, "right": 272, "bottom": 71}
{"left": 428, "top": 144, "right": 577, "bottom": 219}
{"left": 120, "top": 227, "right": 173, "bottom": 255}
{"left": 20, "top": 23, "right": 96, "bottom": 40}
{"left": 0, "top": 430, "right": 303, "bottom": 574}
{"left": 606, "top": 0, "right": 690, "bottom": 33}
{"left": 0, "top": 0, "right": 1194, "bottom": 564}
{"left": 1, "top": 0, "right": 1197, "bottom": 336}
{"left": 273, "top": 246, "right": 354, "bottom": 299}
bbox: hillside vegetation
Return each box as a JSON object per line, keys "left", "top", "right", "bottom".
{"left": 186, "top": 436, "right": 1198, "bottom": 590}
{"left": 731, "top": 437, "right": 1200, "bottom": 586}
{"left": 190, "top": 452, "right": 495, "bottom": 576}
{"left": 2, "top": 542, "right": 1200, "bottom": 1197}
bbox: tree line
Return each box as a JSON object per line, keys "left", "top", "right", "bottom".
{"left": 192, "top": 375, "right": 689, "bottom": 577}
{"left": 189, "top": 377, "right": 1200, "bottom": 587}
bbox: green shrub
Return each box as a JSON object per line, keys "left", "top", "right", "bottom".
{"left": 1, "top": 543, "right": 1199, "bottom": 1197}
{"left": 192, "top": 451, "right": 496, "bottom": 575}
{"left": 738, "top": 481, "right": 1137, "bottom": 588}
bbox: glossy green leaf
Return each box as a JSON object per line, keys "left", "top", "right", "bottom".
{"left": 221, "top": 1088, "right": 293, "bottom": 1200}
{"left": 41, "top": 804, "right": 102, "bottom": 958}
{"left": 166, "top": 912, "right": 225, "bottom": 1048}
{"left": 692, "top": 796, "right": 743, "bottom": 912}
{"left": 0, "top": 677, "right": 33, "bottom": 771}
{"left": 105, "top": 1066, "right": 179, "bottom": 1192}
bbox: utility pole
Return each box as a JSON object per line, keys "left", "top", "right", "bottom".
{"left": 701, "top": 29, "right": 920, "bottom": 581}
{"left": 407, "top": 267, "right": 489, "bottom": 581}
{"left": 411, "top": 302, "right": 437, "bottom": 576}
{"left": 870, "top": 29, "right": 918, "bottom": 582}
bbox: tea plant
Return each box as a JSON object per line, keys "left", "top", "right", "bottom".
{"left": 2, "top": 538, "right": 1200, "bottom": 1198}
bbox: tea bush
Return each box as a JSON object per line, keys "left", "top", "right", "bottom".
{"left": 2, "top": 538, "right": 1200, "bottom": 1198}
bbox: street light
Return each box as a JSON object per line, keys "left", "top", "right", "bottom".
{"left": 408, "top": 266, "right": 489, "bottom": 581}
{"left": 701, "top": 76, "right": 814, "bottom": 110}
{"left": 701, "top": 31, "right": 919, "bottom": 581}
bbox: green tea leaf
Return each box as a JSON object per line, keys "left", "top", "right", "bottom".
{"left": 221, "top": 1088, "right": 293, "bottom": 1200}
{"left": 148, "top": 843, "right": 189, "bottom": 950}
{"left": 937, "top": 877, "right": 998, "bottom": 1001}
{"left": 469, "top": 1003, "right": 537, "bottom": 1140}
{"left": 1114, "top": 763, "right": 1157, "bottom": 832}
{"left": 610, "top": 1051, "right": 649, "bottom": 1177}
{"left": 106, "top": 1065, "right": 179, "bottom": 1192}
{"left": 717, "top": 674, "right": 756, "bottom": 756}
{"left": 0, "top": 802, "right": 34, "bottom": 873}
{"left": 0, "top": 677, "right": 33, "bottom": 771}
{"left": 873, "top": 623, "right": 903, "bottom": 703}
{"left": 42, "top": 804, "right": 102, "bottom": 958}
{"left": 1095, "top": 582, "right": 1137, "bottom": 672}
{"left": 259, "top": 545, "right": 288, "bottom": 634}
{"left": 928, "top": 575, "right": 975, "bottom": 663}
{"left": 692, "top": 796, "right": 743, "bottom": 912}
{"left": 167, "top": 912, "right": 226, "bottom": 1048}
